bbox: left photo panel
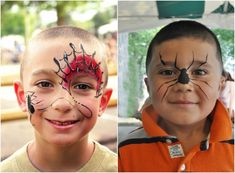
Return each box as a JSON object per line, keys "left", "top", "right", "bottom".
{"left": 0, "top": 1, "right": 118, "bottom": 172}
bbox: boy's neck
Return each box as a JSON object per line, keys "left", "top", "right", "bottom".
{"left": 158, "top": 116, "right": 211, "bottom": 153}
{"left": 28, "top": 135, "right": 95, "bottom": 171}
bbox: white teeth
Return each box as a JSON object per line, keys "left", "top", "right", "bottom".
{"left": 49, "top": 120, "right": 77, "bottom": 126}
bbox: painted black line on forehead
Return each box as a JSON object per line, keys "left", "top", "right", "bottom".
{"left": 53, "top": 42, "right": 103, "bottom": 97}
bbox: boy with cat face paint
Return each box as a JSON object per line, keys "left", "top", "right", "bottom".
{"left": 118, "top": 20, "right": 234, "bottom": 172}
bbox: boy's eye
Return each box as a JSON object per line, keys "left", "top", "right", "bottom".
{"left": 159, "top": 70, "right": 175, "bottom": 76}
{"left": 36, "top": 81, "right": 53, "bottom": 88}
{"left": 73, "top": 83, "right": 92, "bottom": 90}
{"left": 192, "top": 69, "right": 207, "bottom": 76}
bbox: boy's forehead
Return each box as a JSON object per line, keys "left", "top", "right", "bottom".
{"left": 151, "top": 38, "right": 217, "bottom": 63}
{"left": 28, "top": 38, "right": 104, "bottom": 61}
{"left": 24, "top": 39, "right": 104, "bottom": 71}
{"left": 23, "top": 38, "right": 107, "bottom": 79}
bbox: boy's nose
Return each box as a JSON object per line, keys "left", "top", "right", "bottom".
{"left": 173, "top": 82, "right": 193, "bottom": 93}
{"left": 51, "top": 97, "right": 74, "bottom": 113}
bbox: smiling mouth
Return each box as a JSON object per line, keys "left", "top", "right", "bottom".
{"left": 172, "top": 101, "right": 196, "bottom": 104}
{"left": 46, "top": 119, "right": 80, "bottom": 126}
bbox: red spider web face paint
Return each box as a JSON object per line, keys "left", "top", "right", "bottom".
{"left": 62, "top": 54, "right": 103, "bottom": 94}
{"left": 54, "top": 43, "right": 103, "bottom": 98}
{"left": 25, "top": 43, "right": 103, "bottom": 121}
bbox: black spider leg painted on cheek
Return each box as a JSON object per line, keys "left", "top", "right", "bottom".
{"left": 27, "top": 95, "right": 35, "bottom": 121}
{"left": 27, "top": 95, "right": 35, "bottom": 114}
{"left": 26, "top": 91, "right": 48, "bottom": 112}
{"left": 71, "top": 96, "right": 93, "bottom": 118}
{"left": 157, "top": 53, "right": 179, "bottom": 102}
{"left": 157, "top": 53, "right": 178, "bottom": 96}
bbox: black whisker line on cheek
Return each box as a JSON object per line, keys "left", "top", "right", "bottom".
{"left": 191, "top": 81, "right": 209, "bottom": 99}
{"left": 33, "top": 100, "right": 43, "bottom": 105}
{"left": 190, "top": 78, "right": 212, "bottom": 88}
{"left": 37, "top": 107, "right": 48, "bottom": 112}
{"left": 187, "top": 51, "right": 195, "bottom": 70}
{"left": 161, "top": 81, "right": 178, "bottom": 102}
{"left": 157, "top": 78, "right": 178, "bottom": 92}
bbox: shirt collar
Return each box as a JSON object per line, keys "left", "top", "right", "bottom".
{"left": 141, "top": 100, "right": 233, "bottom": 142}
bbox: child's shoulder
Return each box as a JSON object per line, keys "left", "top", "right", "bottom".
{"left": 0, "top": 142, "right": 37, "bottom": 172}
{"left": 79, "top": 141, "right": 117, "bottom": 172}
{"left": 118, "top": 126, "right": 147, "bottom": 147}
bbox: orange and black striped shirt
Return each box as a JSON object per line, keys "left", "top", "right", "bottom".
{"left": 118, "top": 100, "right": 234, "bottom": 172}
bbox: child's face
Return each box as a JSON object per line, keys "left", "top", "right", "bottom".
{"left": 15, "top": 38, "right": 112, "bottom": 145}
{"left": 146, "top": 38, "right": 224, "bottom": 125}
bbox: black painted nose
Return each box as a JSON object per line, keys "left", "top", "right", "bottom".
{"left": 178, "top": 68, "right": 190, "bottom": 84}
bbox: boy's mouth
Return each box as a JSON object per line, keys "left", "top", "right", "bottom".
{"left": 45, "top": 118, "right": 80, "bottom": 126}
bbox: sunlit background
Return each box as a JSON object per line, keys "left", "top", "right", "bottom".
{"left": 1, "top": 0, "right": 117, "bottom": 161}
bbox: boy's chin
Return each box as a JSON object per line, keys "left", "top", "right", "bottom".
{"left": 45, "top": 135, "right": 87, "bottom": 146}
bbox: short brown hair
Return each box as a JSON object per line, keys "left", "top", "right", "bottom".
{"left": 21, "top": 26, "right": 108, "bottom": 87}
{"left": 146, "top": 20, "right": 224, "bottom": 75}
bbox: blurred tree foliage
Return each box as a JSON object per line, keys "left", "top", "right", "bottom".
{"left": 1, "top": 1, "right": 116, "bottom": 42}
{"left": 125, "top": 29, "right": 160, "bottom": 116}
{"left": 126, "top": 28, "right": 234, "bottom": 117}
{"left": 213, "top": 29, "right": 234, "bottom": 64}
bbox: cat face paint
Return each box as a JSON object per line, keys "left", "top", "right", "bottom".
{"left": 146, "top": 38, "right": 223, "bottom": 126}
{"left": 158, "top": 52, "right": 211, "bottom": 102}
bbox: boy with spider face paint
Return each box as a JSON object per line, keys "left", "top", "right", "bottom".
{"left": 1, "top": 26, "right": 117, "bottom": 172}
{"left": 118, "top": 20, "right": 234, "bottom": 172}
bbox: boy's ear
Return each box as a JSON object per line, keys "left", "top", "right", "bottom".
{"left": 144, "top": 77, "right": 150, "bottom": 93}
{"left": 99, "top": 88, "right": 113, "bottom": 116}
{"left": 14, "top": 81, "right": 27, "bottom": 112}
{"left": 219, "top": 75, "right": 226, "bottom": 92}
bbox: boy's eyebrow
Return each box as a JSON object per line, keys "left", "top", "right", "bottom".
{"left": 155, "top": 60, "right": 212, "bottom": 68}
{"left": 32, "top": 69, "right": 56, "bottom": 77}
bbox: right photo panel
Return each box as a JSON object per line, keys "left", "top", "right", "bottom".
{"left": 118, "top": 1, "right": 234, "bottom": 172}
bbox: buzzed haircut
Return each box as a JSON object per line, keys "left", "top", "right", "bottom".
{"left": 31, "top": 26, "right": 98, "bottom": 41}
{"left": 146, "top": 20, "right": 224, "bottom": 74}
{"left": 21, "top": 26, "right": 108, "bottom": 86}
